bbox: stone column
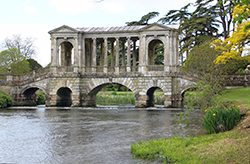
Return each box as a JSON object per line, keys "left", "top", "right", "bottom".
{"left": 104, "top": 37, "right": 108, "bottom": 73}
{"left": 115, "top": 37, "right": 120, "bottom": 74}
{"left": 82, "top": 37, "right": 86, "bottom": 73}
{"left": 111, "top": 40, "right": 114, "bottom": 67}
{"left": 92, "top": 38, "right": 97, "bottom": 73}
{"left": 50, "top": 36, "right": 57, "bottom": 73}
{"left": 126, "top": 37, "right": 131, "bottom": 72}
{"left": 164, "top": 32, "right": 170, "bottom": 72}
{"left": 139, "top": 35, "right": 146, "bottom": 73}
{"left": 121, "top": 39, "right": 126, "bottom": 72}
{"left": 74, "top": 37, "right": 79, "bottom": 72}
{"left": 169, "top": 31, "right": 173, "bottom": 71}
{"left": 173, "top": 32, "right": 177, "bottom": 72}
{"left": 132, "top": 39, "right": 137, "bottom": 71}
{"left": 100, "top": 41, "right": 104, "bottom": 67}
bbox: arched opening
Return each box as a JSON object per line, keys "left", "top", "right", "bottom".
{"left": 23, "top": 87, "right": 46, "bottom": 106}
{"left": 85, "top": 83, "right": 134, "bottom": 106}
{"left": 146, "top": 87, "right": 164, "bottom": 107}
{"left": 59, "top": 41, "right": 74, "bottom": 66}
{"left": 56, "top": 87, "right": 72, "bottom": 107}
{"left": 148, "top": 39, "right": 164, "bottom": 66}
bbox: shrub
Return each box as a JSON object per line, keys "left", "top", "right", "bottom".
{"left": 0, "top": 91, "right": 13, "bottom": 108}
{"left": 202, "top": 105, "right": 241, "bottom": 134}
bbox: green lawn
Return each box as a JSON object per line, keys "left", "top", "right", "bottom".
{"left": 131, "top": 87, "right": 250, "bottom": 164}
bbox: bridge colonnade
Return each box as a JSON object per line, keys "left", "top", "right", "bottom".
{"left": 49, "top": 23, "right": 180, "bottom": 75}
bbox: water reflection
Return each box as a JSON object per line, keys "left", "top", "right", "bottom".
{"left": 0, "top": 107, "right": 204, "bottom": 164}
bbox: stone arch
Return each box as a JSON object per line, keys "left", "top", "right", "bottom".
{"left": 146, "top": 86, "right": 164, "bottom": 107}
{"left": 56, "top": 87, "right": 72, "bottom": 107}
{"left": 21, "top": 85, "right": 48, "bottom": 106}
{"left": 147, "top": 38, "right": 164, "bottom": 65}
{"left": 82, "top": 77, "right": 137, "bottom": 106}
{"left": 59, "top": 41, "right": 74, "bottom": 66}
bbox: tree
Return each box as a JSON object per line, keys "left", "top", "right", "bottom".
{"left": 0, "top": 48, "right": 31, "bottom": 75}
{"left": 27, "top": 59, "right": 43, "bottom": 70}
{"left": 182, "top": 40, "right": 224, "bottom": 85}
{"left": 126, "top": 11, "right": 159, "bottom": 26}
{"left": 212, "top": 2, "right": 250, "bottom": 64}
{"left": 2, "top": 34, "right": 36, "bottom": 59}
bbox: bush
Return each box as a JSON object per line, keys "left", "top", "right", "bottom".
{"left": 36, "top": 90, "right": 45, "bottom": 105}
{"left": 0, "top": 91, "right": 13, "bottom": 108}
{"left": 202, "top": 105, "right": 241, "bottom": 134}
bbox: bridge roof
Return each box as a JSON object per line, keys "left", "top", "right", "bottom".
{"left": 76, "top": 24, "right": 179, "bottom": 33}
{"left": 48, "top": 23, "right": 180, "bottom": 34}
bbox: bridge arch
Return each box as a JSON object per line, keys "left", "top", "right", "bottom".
{"left": 21, "top": 85, "right": 48, "bottom": 106}
{"left": 56, "top": 87, "right": 72, "bottom": 107}
{"left": 82, "top": 78, "right": 137, "bottom": 106}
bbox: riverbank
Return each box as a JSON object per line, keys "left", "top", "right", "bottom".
{"left": 131, "top": 87, "right": 250, "bottom": 163}
{"left": 96, "top": 91, "right": 164, "bottom": 105}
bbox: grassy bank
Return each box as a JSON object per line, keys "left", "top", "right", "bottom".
{"left": 96, "top": 91, "right": 164, "bottom": 105}
{"left": 131, "top": 87, "right": 250, "bottom": 163}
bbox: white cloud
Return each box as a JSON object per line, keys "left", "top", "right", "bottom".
{"left": 49, "top": 0, "right": 95, "bottom": 14}
{"left": 23, "top": 0, "right": 37, "bottom": 14}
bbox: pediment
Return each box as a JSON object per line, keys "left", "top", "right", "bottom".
{"left": 140, "top": 23, "right": 180, "bottom": 31}
{"left": 48, "top": 25, "right": 78, "bottom": 34}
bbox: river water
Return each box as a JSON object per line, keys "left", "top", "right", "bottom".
{"left": 0, "top": 105, "right": 204, "bottom": 164}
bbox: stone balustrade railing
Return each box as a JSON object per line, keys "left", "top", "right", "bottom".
{"left": 0, "top": 65, "right": 183, "bottom": 85}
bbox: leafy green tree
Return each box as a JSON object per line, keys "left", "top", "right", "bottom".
{"left": 27, "top": 59, "right": 43, "bottom": 70}
{"left": 0, "top": 48, "right": 31, "bottom": 75}
{"left": 182, "top": 39, "right": 224, "bottom": 85}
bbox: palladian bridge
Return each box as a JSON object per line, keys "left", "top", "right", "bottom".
{"left": 0, "top": 23, "right": 195, "bottom": 107}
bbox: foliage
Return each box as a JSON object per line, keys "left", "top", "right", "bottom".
{"left": 182, "top": 40, "right": 224, "bottom": 80}
{"left": 202, "top": 105, "right": 241, "bottom": 134}
{"left": 10, "top": 60, "right": 31, "bottom": 75}
{"left": 0, "top": 91, "right": 13, "bottom": 108}
{"left": 102, "top": 83, "right": 129, "bottom": 91}
{"left": 131, "top": 130, "right": 249, "bottom": 164}
{"left": 158, "top": 0, "right": 235, "bottom": 60}
{"left": 0, "top": 48, "right": 31, "bottom": 75}
{"left": 184, "top": 76, "right": 223, "bottom": 110}
{"left": 36, "top": 90, "right": 45, "bottom": 105}
{"left": 126, "top": 11, "right": 159, "bottom": 26}
{"left": 213, "top": 1, "right": 250, "bottom": 64}
{"left": 2, "top": 34, "right": 36, "bottom": 59}
{"left": 212, "top": 21, "right": 250, "bottom": 64}
{"left": 96, "top": 91, "right": 135, "bottom": 105}
{"left": 27, "top": 59, "right": 43, "bottom": 71}
{"left": 221, "top": 56, "right": 249, "bottom": 74}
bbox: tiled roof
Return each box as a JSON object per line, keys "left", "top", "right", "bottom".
{"left": 76, "top": 25, "right": 146, "bottom": 32}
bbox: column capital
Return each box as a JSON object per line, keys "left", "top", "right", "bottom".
{"left": 92, "top": 37, "right": 96, "bottom": 41}
{"left": 165, "top": 31, "right": 170, "bottom": 37}
{"left": 126, "top": 36, "right": 131, "bottom": 40}
{"left": 115, "top": 37, "right": 119, "bottom": 40}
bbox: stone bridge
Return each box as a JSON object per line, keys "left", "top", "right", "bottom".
{"left": 0, "top": 23, "right": 196, "bottom": 107}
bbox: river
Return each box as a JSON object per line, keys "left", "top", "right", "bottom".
{"left": 0, "top": 105, "right": 204, "bottom": 164}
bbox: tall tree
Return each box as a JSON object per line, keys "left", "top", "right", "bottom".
{"left": 2, "top": 34, "right": 37, "bottom": 59}
{"left": 126, "top": 11, "right": 159, "bottom": 26}
{"left": 0, "top": 48, "right": 31, "bottom": 75}
{"left": 212, "top": 1, "right": 250, "bottom": 64}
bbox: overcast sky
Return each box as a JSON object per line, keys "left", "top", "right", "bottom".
{"left": 0, "top": 0, "right": 196, "bottom": 66}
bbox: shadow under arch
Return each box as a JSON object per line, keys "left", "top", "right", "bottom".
{"left": 22, "top": 87, "right": 47, "bottom": 106}
{"left": 146, "top": 86, "right": 164, "bottom": 107}
{"left": 56, "top": 87, "right": 72, "bottom": 107}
